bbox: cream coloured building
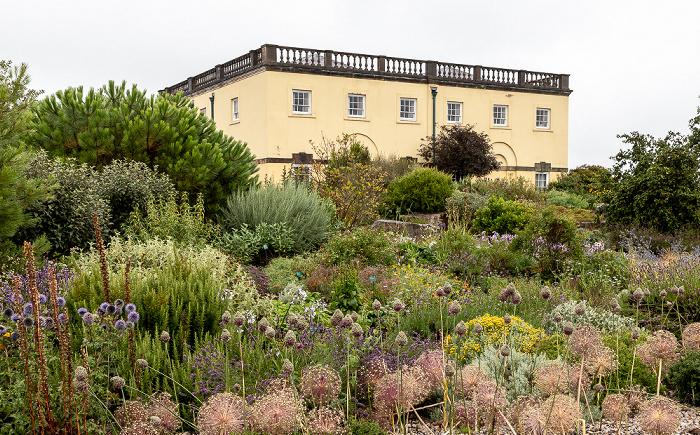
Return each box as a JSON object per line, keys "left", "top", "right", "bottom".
{"left": 161, "top": 44, "right": 571, "bottom": 186}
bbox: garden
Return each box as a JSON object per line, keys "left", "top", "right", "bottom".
{"left": 2, "top": 66, "right": 700, "bottom": 435}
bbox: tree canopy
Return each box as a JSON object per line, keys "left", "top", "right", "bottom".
{"left": 25, "top": 81, "right": 259, "bottom": 214}
{"left": 418, "top": 124, "right": 500, "bottom": 180}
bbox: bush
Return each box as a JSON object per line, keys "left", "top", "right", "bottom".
{"left": 397, "top": 239, "right": 438, "bottom": 265}
{"left": 349, "top": 419, "right": 385, "bottom": 435}
{"left": 220, "top": 182, "right": 333, "bottom": 254}
{"left": 468, "top": 176, "right": 546, "bottom": 202}
{"left": 322, "top": 227, "right": 396, "bottom": 267}
{"left": 543, "top": 300, "right": 637, "bottom": 335}
{"left": 445, "top": 191, "right": 488, "bottom": 229}
{"left": 471, "top": 196, "right": 533, "bottom": 235}
{"left": 546, "top": 189, "right": 589, "bottom": 209}
{"left": 220, "top": 222, "right": 294, "bottom": 264}
{"left": 548, "top": 165, "right": 613, "bottom": 198}
{"left": 667, "top": 351, "right": 700, "bottom": 406}
{"left": 382, "top": 167, "right": 454, "bottom": 215}
{"left": 371, "top": 154, "right": 419, "bottom": 187}
{"left": 265, "top": 253, "right": 324, "bottom": 295}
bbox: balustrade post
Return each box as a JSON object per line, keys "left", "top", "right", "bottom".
{"left": 378, "top": 56, "right": 386, "bottom": 73}
{"left": 426, "top": 61, "right": 437, "bottom": 78}
{"left": 187, "top": 77, "right": 194, "bottom": 92}
{"left": 560, "top": 74, "right": 570, "bottom": 90}
{"left": 473, "top": 65, "right": 482, "bottom": 82}
{"left": 216, "top": 64, "right": 223, "bottom": 80}
{"left": 324, "top": 50, "right": 333, "bottom": 68}
{"left": 261, "top": 44, "right": 278, "bottom": 65}
{"left": 518, "top": 70, "right": 526, "bottom": 85}
{"left": 250, "top": 49, "right": 259, "bottom": 66}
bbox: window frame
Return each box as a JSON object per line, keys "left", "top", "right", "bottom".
{"left": 231, "top": 98, "right": 239, "bottom": 122}
{"left": 447, "top": 101, "right": 463, "bottom": 124}
{"left": 399, "top": 97, "right": 417, "bottom": 121}
{"left": 535, "top": 172, "right": 549, "bottom": 190}
{"left": 536, "top": 108, "right": 550, "bottom": 129}
{"left": 200, "top": 107, "right": 207, "bottom": 117}
{"left": 493, "top": 105, "right": 508, "bottom": 126}
{"left": 347, "top": 94, "right": 366, "bottom": 118}
{"left": 292, "top": 90, "right": 311, "bottom": 115}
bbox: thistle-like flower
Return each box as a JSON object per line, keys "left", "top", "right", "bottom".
{"left": 82, "top": 312, "right": 96, "bottom": 324}
{"left": 602, "top": 393, "right": 629, "bottom": 423}
{"left": 395, "top": 331, "right": 408, "bottom": 347}
{"left": 503, "top": 313, "right": 512, "bottom": 324}
{"left": 221, "top": 328, "right": 232, "bottom": 343}
{"left": 301, "top": 364, "right": 342, "bottom": 405}
{"left": 281, "top": 358, "right": 294, "bottom": 376}
{"left": 372, "top": 299, "right": 381, "bottom": 311}
{"left": 447, "top": 301, "right": 461, "bottom": 315}
{"left": 232, "top": 311, "right": 245, "bottom": 327}
{"left": 125, "top": 303, "right": 137, "bottom": 313}
{"left": 392, "top": 298, "right": 404, "bottom": 312}
{"left": 455, "top": 320, "right": 467, "bottom": 336}
{"left": 540, "top": 286, "right": 552, "bottom": 300}
{"left": 127, "top": 311, "right": 140, "bottom": 323}
{"left": 283, "top": 330, "right": 296, "bottom": 347}
{"left": 638, "top": 397, "right": 681, "bottom": 435}
{"left": 265, "top": 326, "right": 276, "bottom": 339}
{"left": 197, "top": 392, "right": 246, "bottom": 435}
{"left": 115, "top": 319, "right": 127, "bottom": 330}
{"left": 473, "top": 322, "right": 483, "bottom": 334}
{"left": 574, "top": 300, "right": 586, "bottom": 316}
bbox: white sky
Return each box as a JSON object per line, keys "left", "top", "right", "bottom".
{"left": 3, "top": 0, "right": 699, "bottom": 169}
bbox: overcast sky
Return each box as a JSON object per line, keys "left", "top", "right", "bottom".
{"left": 4, "top": 0, "right": 699, "bottom": 169}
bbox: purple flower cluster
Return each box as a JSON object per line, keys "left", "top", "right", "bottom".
{"left": 78, "top": 298, "right": 138, "bottom": 331}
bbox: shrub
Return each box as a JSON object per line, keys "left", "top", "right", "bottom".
{"left": 322, "top": 227, "right": 395, "bottom": 267}
{"left": 543, "top": 300, "right": 636, "bottom": 335}
{"left": 397, "top": 240, "right": 438, "bottom": 265}
{"left": 472, "top": 346, "right": 548, "bottom": 401}
{"left": 468, "top": 176, "right": 546, "bottom": 202}
{"left": 371, "top": 154, "right": 419, "bottom": 187}
{"left": 383, "top": 167, "right": 455, "bottom": 214}
{"left": 471, "top": 196, "right": 533, "bottom": 235}
{"left": 219, "top": 182, "right": 333, "bottom": 254}
{"left": 667, "top": 351, "right": 700, "bottom": 406}
{"left": 546, "top": 189, "right": 589, "bottom": 209}
{"left": 349, "top": 419, "right": 385, "bottom": 435}
{"left": 445, "top": 191, "right": 488, "bottom": 229}
{"left": 220, "top": 222, "right": 294, "bottom": 264}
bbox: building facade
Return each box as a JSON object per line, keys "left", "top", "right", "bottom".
{"left": 161, "top": 44, "right": 571, "bottom": 185}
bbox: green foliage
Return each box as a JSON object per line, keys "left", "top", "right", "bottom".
{"left": 264, "top": 253, "right": 324, "bottom": 295}
{"left": 548, "top": 165, "right": 613, "bottom": 198}
{"left": 330, "top": 268, "right": 363, "bottom": 312}
{"left": 603, "top": 128, "right": 700, "bottom": 233}
{"left": 556, "top": 249, "right": 631, "bottom": 305}
{"left": 418, "top": 124, "right": 499, "bottom": 179}
{"left": 546, "top": 189, "right": 589, "bottom": 209}
{"left": 26, "top": 80, "right": 259, "bottom": 214}
{"left": 544, "top": 300, "right": 637, "bottom": 335}
{"left": 322, "top": 227, "right": 396, "bottom": 266}
{"left": 397, "top": 239, "right": 438, "bottom": 265}
{"left": 312, "top": 134, "right": 386, "bottom": 226}
{"left": 468, "top": 176, "right": 546, "bottom": 202}
{"left": 667, "top": 351, "right": 700, "bottom": 406}
{"left": 512, "top": 206, "right": 583, "bottom": 280}
{"left": 383, "top": 167, "right": 454, "bottom": 214}
{"left": 349, "top": 418, "right": 386, "bottom": 435}
{"left": 220, "top": 222, "right": 294, "bottom": 264}
{"left": 0, "top": 60, "right": 52, "bottom": 267}
{"left": 219, "top": 182, "right": 333, "bottom": 255}
{"left": 471, "top": 196, "right": 533, "bottom": 235}
{"left": 602, "top": 331, "right": 659, "bottom": 394}
{"left": 371, "top": 154, "right": 419, "bottom": 187}
{"left": 473, "top": 346, "right": 548, "bottom": 400}
{"left": 445, "top": 191, "right": 488, "bottom": 229}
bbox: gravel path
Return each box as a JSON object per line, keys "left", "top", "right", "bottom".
{"left": 399, "top": 405, "right": 700, "bottom": 434}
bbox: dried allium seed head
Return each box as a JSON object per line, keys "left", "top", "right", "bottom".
{"left": 411, "top": 350, "right": 445, "bottom": 391}
{"left": 445, "top": 363, "right": 455, "bottom": 378}
{"left": 373, "top": 371, "right": 426, "bottom": 416}
{"left": 265, "top": 326, "right": 276, "bottom": 339}
{"left": 505, "top": 282, "right": 516, "bottom": 295}
{"left": 454, "top": 366, "right": 489, "bottom": 399}
{"left": 307, "top": 406, "right": 347, "bottom": 435}
{"left": 553, "top": 311, "right": 563, "bottom": 323}
{"left": 568, "top": 323, "right": 603, "bottom": 359}
{"left": 498, "top": 288, "right": 510, "bottom": 303}
{"left": 500, "top": 344, "right": 511, "bottom": 357}
{"left": 115, "top": 400, "right": 149, "bottom": 427}
{"left": 473, "top": 380, "right": 508, "bottom": 431}
{"left": 251, "top": 389, "right": 302, "bottom": 435}
{"left": 638, "top": 330, "right": 679, "bottom": 368}
{"left": 232, "top": 311, "right": 245, "bottom": 327}
{"left": 283, "top": 330, "right": 296, "bottom": 347}
{"left": 358, "top": 358, "right": 388, "bottom": 391}
{"left": 148, "top": 392, "right": 180, "bottom": 432}
{"left": 372, "top": 299, "right": 381, "bottom": 311}
{"left": 503, "top": 313, "right": 512, "bottom": 324}
{"left": 643, "top": 288, "right": 651, "bottom": 298}
{"left": 233, "top": 383, "right": 241, "bottom": 393}
{"left": 443, "top": 283, "right": 452, "bottom": 295}
{"left": 281, "top": 358, "right": 294, "bottom": 376}
{"left": 295, "top": 316, "right": 308, "bottom": 331}
{"left": 453, "top": 399, "right": 479, "bottom": 431}
{"left": 659, "top": 290, "right": 667, "bottom": 298}
{"left": 682, "top": 322, "right": 700, "bottom": 352}
{"left": 110, "top": 376, "right": 126, "bottom": 390}
{"left": 574, "top": 300, "right": 586, "bottom": 316}
{"left": 632, "top": 288, "right": 644, "bottom": 301}
{"left": 257, "top": 317, "right": 270, "bottom": 333}
{"left": 330, "top": 309, "right": 344, "bottom": 326}
{"left": 670, "top": 285, "right": 680, "bottom": 295}
{"left": 455, "top": 320, "right": 467, "bottom": 336}
{"left": 340, "top": 315, "right": 353, "bottom": 328}
{"left": 610, "top": 298, "right": 622, "bottom": 312}
{"left": 435, "top": 288, "right": 445, "bottom": 297}
{"left": 447, "top": 301, "right": 461, "bottom": 315}
{"left": 626, "top": 385, "right": 647, "bottom": 414}
{"left": 287, "top": 312, "right": 298, "bottom": 328}
{"left": 540, "top": 286, "right": 552, "bottom": 300}
{"left": 350, "top": 322, "right": 363, "bottom": 338}
{"left": 586, "top": 345, "right": 618, "bottom": 377}
{"left": 221, "top": 328, "right": 232, "bottom": 343}
{"left": 136, "top": 359, "right": 149, "bottom": 369}
{"left": 197, "top": 392, "right": 246, "bottom": 435}
{"left": 301, "top": 364, "right": 342, "bottom": 405}
{"left": 72, "top": 377, "right": 90, "bottom": 393}
{"left": 638, "top": 397, "right": 681, "bottom": 435}
{"left": 602, "top": 393, "right": 629, "bottom": 422}
{"left": 562, "top": 321, "right": 574, "bottom": 336}
{"left": 534, "top": 361, "right": 571, "bottom": 397}
{"left": 593, "top": 383, "right": 604, "bottom": 393}
{"left": 511, "top": 291, "right": 522, "bottom": 305}
{"left": 160, "top": 331, "right": 170, "bottom": 344}
{"left": 543, "top": 394, "right": 581, "bottom": 435}
{"left": 677, "top": 286, "right": 685, "bottom": 295}
{"left": 74, "top": 366, "right": 88, "bottom": 382}
{"left": 221, "top": 310, "right": 232, "bottom": 325}
{"left": 350, "top": 311, "right": 359, "bottom": 323}
{"left": 395, "top": 331, "right": 408, "bottom": 347}
{"left": 473, "top": 322, "right": 483, "bottom": 334}
{"left": 392, "top": 298, "right": 404, "bottom": 312}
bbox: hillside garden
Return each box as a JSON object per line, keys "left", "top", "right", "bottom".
{"left": 2, "top": 64, "right": 700, "bottom": 435}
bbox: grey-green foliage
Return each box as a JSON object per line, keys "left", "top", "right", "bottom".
{"left": 19, "top": 152, "right": 176, "bottom": 254}
{"left": 220, "top": 182, "right": 333, "bottom": 254}
{"left": 219, "top": 222, "right": 294, "bottom": 264}
{"left": 543, "top": 300, "right": 637, "bottom": 335}
{"left": 472, "top": 346, "right": 548, "bottom": 401}
{"left": 547, "top": 189, "right": 589, "bottom": 209}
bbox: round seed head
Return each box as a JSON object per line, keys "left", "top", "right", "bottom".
{"left": 639, "top": 397, "right": 681, "bottom": 435}
{"left": 351, "top": 322, "right": 363, "bottom": 338}
{"left": 372, "top": 299, "right": 382, "bottom": 311}
{"left": 281, "top": 358, "right": 294, "bottom": 376}
{"left": 593, "top": 383, "right": 604, "bottom": 393}
{"left": 106, "top": 304, "right": 116, "bottom": 315}
{"left": 114, "top": 319, "right": 126, "bottom": 330}
{"left": 511, "top": 291, "right": 522, "bottom": 305}
{"left": 283, "top": 330, "right": 296, "bottom": 347}
{"left": 443, "top": 283, "right": 453, "bottom": 295}
{"left": 136, "top": 359, "right": 149, "bottom": 369}
{"left": 632, "top": 288, "right": 644, "bottom": 301}
{"left": 500, "top": 344, "right": 511, "bottom": 357}
{"left": 563, "top": 321, "right": 574, "bottom": 336}
{"left": 149, "top": 415, "right": 162, "bottom": 427}
{"left": 503, "top": 313, "right": 512, "bottom": 324}
{"left": 330, "top": 309, "right": 344, "bottom": 326}
{"left": 610, "top": 298, "right": 622, "bottom": 313}
{"left": 340, "top": 314, "right": 353, "bottom": 328}
{"left": 447, "top": 301, "right": 461, "bottom": 315}
{"left": 574, "top": 300, "right": 586, "bottom": 316}
{"left": 160, "top": 331, "right": 170, "bottom": 344}
{"left": 392, "top": 298, "right": 404, "bottom": 312}
{"left": 540, "top": 286, "right": 552, "bottom": 300}
{"left": 659, "top": 290, "right": 667, "bottom": 298}
{"left": 221, "top": 328, "right": 232, "bottom": 343}
{"left": 498, "top": 289, "right": 510, "bottom": 302}
{"left": 435, "top": 287, "right": 445, "bottom": 297}
{"left": 23, "top": 317, "right": 34, "bottom": 328}
{"left": 127, "top": 311, "right": 140, "bottom": 323}
{"left": 473, "top": 322, "right": 483, "bottom": 334}
{"left": 220, "top": 310, "right": 232, "bottom": 325}
{"left": 670, "top": 285, "right": 680, "bottom": 295}
{"left": 125, "top": 303, "right": 137, "bottom": 313}
{"left": 295, "top": 316, "right": 308, "bottom": 331}
{"left": 3, "top": 308, "right": 13, "bottom": 318}
{"left": 110, "top": 376, "right": 126, "bottom": 390}
{"left": 258, "top": 317, "right": 270, "bottom": 333}
{"left": 350, "top": 311, "right": 359, "bottom": 323}
{"left": 287, "top": 312, "right": 298, "bottom": 328}
{"left": 74, "top": 365, "right": 88, "bottom": 382}
{"left": 265, "top": 326, "right": 276, "bottom": 339}
{"left": 553, "top": 311, "right": 563, "bottom": 323}
{"left": 114, "top": 299, "right": 124, "bottom": 308}
{"left": 232, "top": 311, "right": 245, "bottom": 327}
{"left": 56, "top": 297, "right": 66, "bottom": 308}
{"left": 233, "top": 383, "right": 241, "bottom": 393}
{"left": 395, "top": 331, "right": 408, "bottom": 347}
{"left": 455, "top": 320, "right": 467, "bottom": 336}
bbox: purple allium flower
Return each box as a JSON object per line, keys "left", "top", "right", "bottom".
{"left": 283, "top": 330, "right": 296, "bottom": 347}
{"left": 10, "top": 313, "right": 20, "bottom": 323}
{"left": 74, "top": 365, "right": 88, "bottom": 381}
{"left": 455, "top": 321, "right": 468, "bottom": 336}
{"left": 39, "top": 294, "right": 47, "bottom": 304}
{"left": 3, "top": 308, "right": 13, "bottom": 318}
{"left": 632, "top": 288, "right": 644, "bottom": 301}
{"left": 350, "top": 311, "right": 359, "bottom": 323}
{"left": 125, "top": 303, "right": 136, "bottom": 313}
{"left": 511, "top": 291, "right": 522, "bottom": 305}
{"left": 448, "top": 301, "right": 461, "bottom": 315}
{"left": 574, "top": 301, "right": 586, "bottom": 316}
{"left": 232, "top": 311, "right": 244, "bottom": 327}
{"left": 540, "top": 286, "right": 552, "bottom": 300}
{"left": 473, "top": 322, "right": 483, "bottom": 334}
{"left": 436, "top": 288, "right": 445, "bottom": 297}
{"left": 77, "top": 307, "right": 88, "bottom": 316}
{"left": 257, "top": 317, "right": 270, "bottom": 333}
{"left": 553, "top": 312, "right": 563, "bottom": 323}
{"left": 500, "top": 344, "right": 511, "bottom": 357}
{"left": 610, "top": 298, "right": 621, "bottom": 313}
{"left": 562, "top": 321, "right": 574, "bottom": 336}
{"left": 115, "top": 319, "right": 127, "bottom": 330}
{"left": 127, "top": 311, "right": 140, "bottom": 323}
{"left": 330, "top": 309, "right": 344, "bottom": 327}
{"left": 351, "top": 322, "right": 363, "bottom": 338}
{"left": 106, "top": 305, "right": 117, "bottom": 315}
{"left": 340, "top": 315, "right": 353, "bottom": 328}
{"left": 56, "top": 297, "right": 66, "bottom": 308}
{"left": 99, "top": 302, "right": 109, "bottom": 312}
{"left": 395, "top": 331, "right": 408, "bottom": 347}
{"left": 82, "top": 312, "right": 95, "bottom": 324}
{"left": 504, "top": 313, "right": 512, "bottom": 324}
{"left": 392, "top": 298, "right": 404, "bottom": 312}
{"left": 281, "top": 358, "right": 294, "bottom": 376}
{"left": 264, "top": 326, "right": 275, "bottom": 339}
